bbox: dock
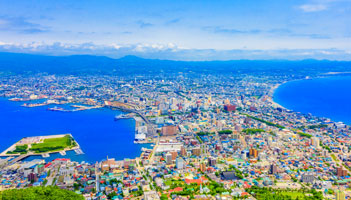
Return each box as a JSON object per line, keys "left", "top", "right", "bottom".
{"left": 75, "top": 148, "right": 84, "bottom": 155}
{"left": 42, "top": 153, "right": 50, "bottom": 158}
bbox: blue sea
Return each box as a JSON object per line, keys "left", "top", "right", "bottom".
{"left": 0, "top": 98, "right": 151, "bottom": 163}
{"left": 274, "top": 75, "right": 351, "bottom": 125}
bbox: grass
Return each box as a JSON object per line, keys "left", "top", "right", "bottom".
{"left": 242, "top": 113, "right": 285, "bottom": 129}
{"left": 30, "top": 135, "right": 76, "bottom": 153}
{"left": 280, "top": 191, "right": 305, "bottom": 199}
{"left": 6, "top": 144, "right": 28, "bottom": 155}
{"left": 331, "top": 154, "right": 339, "bottom": 162}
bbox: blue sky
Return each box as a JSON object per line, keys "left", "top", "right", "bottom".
{"left": 0, "top": 0, "right": 350, "bottom": 60}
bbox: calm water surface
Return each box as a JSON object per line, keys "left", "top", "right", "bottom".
{"left": 0, "top": 98, "right": 150, "bottom": 163}
{"left": 274, "top": 76, "right": 351, "bottom": 125}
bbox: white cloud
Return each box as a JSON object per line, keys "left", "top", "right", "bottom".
{"left": 0, "top": 41, "right": 350, "bottom": 60}
{"left": 299, "top": 4, "right": 328, "bottom": 12}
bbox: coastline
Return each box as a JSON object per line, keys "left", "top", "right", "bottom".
{"left": 0, "top": 97, "right": 150, "bottom": 163}
{"left": 268, "top": 82, "right": 286, "bottom": 109}
{"left": 270, "top": 75, "right": 351, "bottom": 125}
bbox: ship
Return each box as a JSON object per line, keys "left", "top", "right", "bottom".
{"left": 47, "top": 106, "right": 71, "bottom": 112}
{"left": 114, "top": 114, "right": 131, "bottom": 120}
{"left": 134, "top": 133, "right": 146, "bottom": 143}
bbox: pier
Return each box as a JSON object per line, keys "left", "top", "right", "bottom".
{"left": 74, "top": 148, "right": 84, "bottom": 155}
{"left": 105, "top": 101, "right": 155, "bottom": 135}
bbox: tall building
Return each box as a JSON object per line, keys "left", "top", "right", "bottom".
{"left": 336, "top": 190, "right": 345, "bottom": 200}
{"left": 301, "top": 173, "right": 315, "bottom": 183}
{"left": 311, "top": 137, "right": 320, "bottom": 148}
{"left": 192, "top": 147, "right": 201, "bottom": 156}
{"left": 180, "top": 146, "right": 187, "bottom": 157}
{"left": 176, "top": 157, "right": 184, "bottom": 169}
{"left": 165, "top": 153, "right": 172, "bottom": 165}
{"left": 28, "top": 173, "right": 38, "bottom": 182}
{"left": 170, "top": 151, "right": 178, "bottom": 161}
{"left": 161, "top": 125, "right": 178, "bottom": 136}
{"left": 200, "top": 163, "right": 206, "bottom": 172}
{"left": 269, "top": 164, "right": 277, "bottom": 175}
{"left": 224, "top": 104, "right": 236, "bottom": 112}
{"left": 200, "top": 143, "right": 207, "bottom": 155}
{"left": 249, "top": 148, "right": 258, "bottom": 158}
{"left": 208, "top": 157, "right": 217, "bottom": 166}
{"left": 337, "top": 167, "right": 348, "bottom": 177}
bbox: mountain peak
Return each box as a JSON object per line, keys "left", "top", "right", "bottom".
{"left": 118, "top": 55, "right": 145, "bottom": 61}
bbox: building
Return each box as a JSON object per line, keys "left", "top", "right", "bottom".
{"left": 176, "top": 157, "right": 184, "bottom": 169}
{"left": 200, "top": 143, "right": 207, "bottom": 155}
{"left": 101, "top": 157, "right": 118, "bottom": 171}
{"left": 192, "top": 147, "right": 201, "bottom": 156}
{"left": 337, "top": 167, "right": 348, "bottom": 177}
{"left": 28, "top": 173, "right": 38, "bottom": 182}
{"left": 224, "top": 104, "right": 236, "bottom": 112}
{"left": 311, "top": 137, "right": 320, "bottom": 148}
{"left": 165, "top": 153, "right": 172, "bottom": 165}
{"left": 161, "top": 125, "right": 178, "bottom": 136}
{"left": 144, "top": 191, "right": 160, "bottom": 200}
{"left": 220, "top": 171, "right": 239, "bottom": 180}
{"left": 249, "top": 148, "right": 258, "bottom": 158}
{"left": 170, "top": 151, "right": 178, "bottom": 161}
{"left": 180, "top": 146, "right": 187, "bottom": 157}
{"left": 269, "top": 164, "right": 278, "bottom": 175}
{"left": 336, "top": 190, "right": 345, "bottom": 200}
{"left": 301, "top": 173, "right": 315, "bottom": 183}
{"left": 200, "top": 163, "right": 206, "bottom": 172}
{"left": 208, "top": 157, "right": 216, "bottom": 166}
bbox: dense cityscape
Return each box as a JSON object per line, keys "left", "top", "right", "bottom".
{"left": 0, "top": 72, "right": 350, "bottom": 200}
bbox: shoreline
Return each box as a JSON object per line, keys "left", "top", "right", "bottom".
{"left": 269, "top": 76, "right": 351, "bottom": 125}
{"left": 0, "top": 97, "right": 150, "bottom": 163}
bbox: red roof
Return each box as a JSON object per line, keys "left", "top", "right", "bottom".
{"left": 241, "top": 192, "right": 249, "bottom": 196}
{"left": 185, "top": 179, "right": 202, "bottom": 185}
{"left": 169, "top": 187, "right": 183, "bottom": 193}
{"left": 53, "top": 158, "right": 70, "bottom": 162}
{"left": 44, "top": 163, "right": 52, "bottom": 168}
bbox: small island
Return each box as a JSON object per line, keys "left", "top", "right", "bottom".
{"left": 1, "top": 134, "right": 80, "bottom": 157}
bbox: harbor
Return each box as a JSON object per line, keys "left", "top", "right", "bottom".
{"left": 0, "top": 97, "right": 150, "bottom": 163}
{"left": 0, "top": 134, "right": 82, "bottom": 164}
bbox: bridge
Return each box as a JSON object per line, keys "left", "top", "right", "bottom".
{"left": 104, "top": 101, "right": 155, "bottom": 135}
{"left": 1, "top": 154, "right": 33, "bottom": 166}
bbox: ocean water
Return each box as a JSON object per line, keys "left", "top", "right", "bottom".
{"left": 274, "top": 75, "right": 351, "bottom": 125}
{"left": 0, "top": 98, "right": 150, "bottom": 163}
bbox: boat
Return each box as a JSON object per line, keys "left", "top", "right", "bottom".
{"left": 134, "top": 133, "right": 146, "bottom": 143}
{"left": 114, "top": 114, "right": 131, "bottom": 120}
{"left": 47, "top": 106, "right": 71, "bottom": 112}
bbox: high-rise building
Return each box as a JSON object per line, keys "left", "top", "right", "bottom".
{"left": 176, "top": 157, "right": 184, "bottom": 169}
{"left": 200, "top": 163, "right": 206, "bottom": 172}
{"left": 180, "top": 146, "right": 187, "bottom": 157}
{"left": 336, "top": 190, "right": 345, "bottom": 200}
{"left": 224, "top": 104, "right": 236, "bottom": 112}
{"left": 192, "top": 147, "right": 201, "bottom": 156}
{"left": 337, "top": 167, "right": 348, "bottom": 177}
{"left": 208, "top": 157, "right": 217, "bottom": 166}
{"left": 249, "top": 148, "right": 258, "bottom": 158}
{"left": 200, "top": 143, "right": 207, "bottom": 155}
{"left": 170, "top": 151, "right": 178, "bottom": 161}
{"left": 28, "top": 173, "right": 38, "bottom": 182}
{"left": 161, "top": 125, "right": 178, "bottom": 136}
{"left": 301, "top": 173, "right": 315, "bottom": 183}
{"left": 165, "top": 153, "right": 172, "bottom": 165}
{"left": 269, "top": 164, "right": 277, "bottom": 175}
{"left": 311, "top": 137, "right": 320, "bottom": 148}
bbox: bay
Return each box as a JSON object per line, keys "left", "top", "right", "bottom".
{"left": 0, "top": 98, "right": 150, "bottom": 163}
{"left": 274, "top": 75, "right": 351, "bottom": 125}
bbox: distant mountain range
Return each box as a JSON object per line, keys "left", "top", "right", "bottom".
{"left": 0, "top": 52, "right": 351, "bottom": 75}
